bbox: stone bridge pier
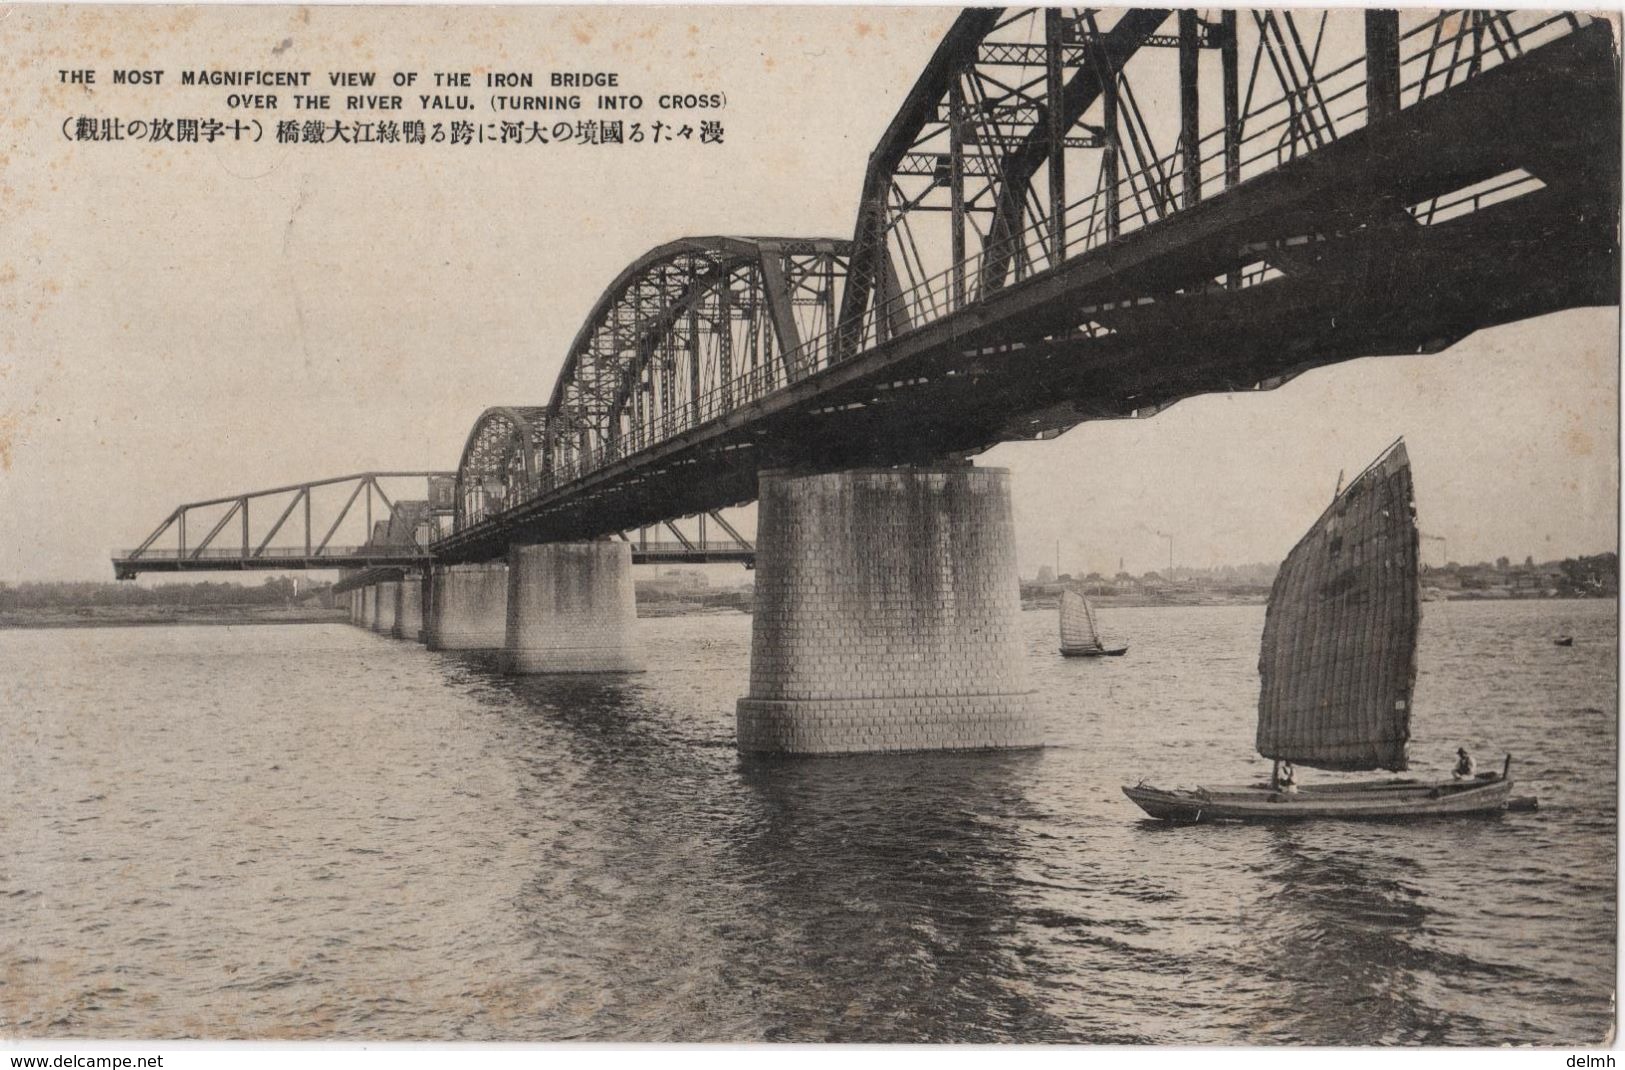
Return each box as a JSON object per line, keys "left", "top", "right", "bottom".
{"left": 360, "top": 585, "right": 375, "bottom": 629}
{"left": 737, "top": 465, "right": 1038, "bottom": 755}
{"left": 502, "top": 542, "right": 641, "bottom": 674}
{"left": 373, "top": 580, "right": 399, "bottom": 636}
{"left": 415, "top": 571, "right": 433, "bottom": 643}
{"left": 393, "top": 573, "right": 425, "bottom": 641}
{"left": 425, "top": 563, "right": 508, "bottom": 650}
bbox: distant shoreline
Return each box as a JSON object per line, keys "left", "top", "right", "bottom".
{"left": 0, "top": 606, "right": 350, "bottom": 630}
{"left": 636, "top": 603, "right": 751, "bottom": 619}
{"left": 1024, "top": 594, "right": 1267, "bottom": 610}
{"left": 1021, "top": 591, "right": 1612, "bottom": 611}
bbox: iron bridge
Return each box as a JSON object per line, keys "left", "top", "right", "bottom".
{"left": 114, "top": 9, "right": 1620, "bottom": 579}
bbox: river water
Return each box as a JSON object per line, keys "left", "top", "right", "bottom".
{"left": 1, "top": 599, "right": 1614, "bottom": 1044}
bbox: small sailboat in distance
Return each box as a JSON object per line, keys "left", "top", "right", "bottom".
{"left": 1123, "top": 438, "right": 1527, "bottom": 821}
{"left": 1059, "top": 586, "right": 1128, "bottom": 657}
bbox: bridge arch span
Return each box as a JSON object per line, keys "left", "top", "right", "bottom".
{"left": 455, "top": 405, "right": 549, "bottom": 532}
{"left": 541, "top": 236, "right": 851, "bottom": 486}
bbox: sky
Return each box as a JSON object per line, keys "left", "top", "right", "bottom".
{"left": 0, "top": 5, "right": 1617, "bottom": 584}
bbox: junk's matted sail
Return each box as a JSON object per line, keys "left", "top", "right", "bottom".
{"left": 1059, "top": 588, "right": 1103, "bottom": 653}
{"left": 1256, "top": 439, "right": 1420, "bottom": 772}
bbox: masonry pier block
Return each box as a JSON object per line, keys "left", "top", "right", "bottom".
{"left": 425, "top": 563, "right": 509, "bottom": 650}
{"left": 416, "top": 572, "right": 433, "bottom": 643}
{"left": 374, "top": 581, "right": 399, "bottom": 636}
{"left": 502, "top": 542, "right": 641, "bottom": 674}
{"left": 736, "top": 466, "right": 1038, "bottom": 755}
{"left": 360, "top": 586, "right": 375, "bottom": 629}
{"left": 393, "top": 576, "right": 424, "bottom": 641}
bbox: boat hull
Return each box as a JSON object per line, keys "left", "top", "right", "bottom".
{"left": 1122, "top": 774, "right": 1520, "bottom": 822}
{"left": 1060, "top": 645, "right": 1128, "bottom": 657}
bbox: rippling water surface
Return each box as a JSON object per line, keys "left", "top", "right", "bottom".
{"left": 1, "top": 600, "right": 1614, "bottom": 1043}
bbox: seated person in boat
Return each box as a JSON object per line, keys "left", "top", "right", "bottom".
{"left": 1277, "top": 762, "right": 1298, "bottom": 795}
{"left": 1453, "top": 748, "right": 1475, "bottom": 780}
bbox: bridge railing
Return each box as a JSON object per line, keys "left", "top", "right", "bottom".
{"left": 453, "top": 10, "right": 1589, "bottom": 539}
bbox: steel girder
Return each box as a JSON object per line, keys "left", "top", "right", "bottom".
{"left": 836, "top": 7, "right": 1196, "bottom": 361}
{"left": 975, "top": 8, "right": 1174, "bottom": 294}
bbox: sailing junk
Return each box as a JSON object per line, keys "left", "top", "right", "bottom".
{"left": 1059, "top": 588, "right": 1128, "bottom": 657}
{"left": 1122, "top": 439, "right": 1527, "bottom": 821}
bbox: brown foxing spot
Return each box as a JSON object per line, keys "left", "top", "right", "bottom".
{"left": 1565, "top": 426, "right": 1595, "bottom": 457}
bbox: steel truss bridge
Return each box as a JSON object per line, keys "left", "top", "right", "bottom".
{"left": 113, "top": 470, "right": 755, "bottom": 582}
{"left": 114, "top": 473, "right": 453, "bottom": 579}
{"left": 115, "top": 8, "right": 1620, "bottom": 579}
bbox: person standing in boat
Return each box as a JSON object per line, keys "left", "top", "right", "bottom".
{"left": 1453, "top": 748, "right": 1476, "bottom": 779}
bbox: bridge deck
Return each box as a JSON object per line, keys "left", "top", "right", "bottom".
{"left": 113, "top": 548, "right": 432, "bottom": 579}
{"left": 117, "top": 541, "right": 754, "bottom": 582}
